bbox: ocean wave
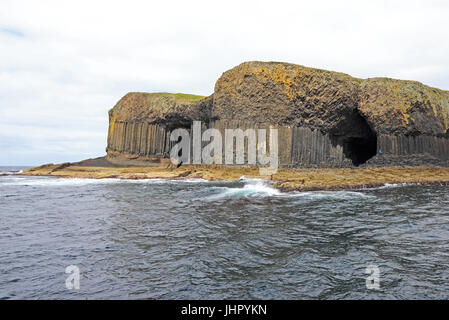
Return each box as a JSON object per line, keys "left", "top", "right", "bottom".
{"left": 369, "top": 182, "right": 418, "bottom": 190}
{"left": 203, "top": 178, "right": 376, "bottom": 201}
{"left": 0, "top": 176, "right": 221, "bottom": 187}
{"left": 172, "top": 178, "right": 210, "bottom": 183}
{"left": 291, "top": 190, "right": 375, "bottom": 200}
{"left": 0, "top": 176, "right": 170, "bottom": 186}
{"left": 204, "top": 180, "right": 279, "bottom": 200}
{"left": 0, "top": 170, "right": 23, "bottom": 176}
{"left": 1, "top": 176, "right": 374, "bottom": 202}
{"left": 203, "top": 179, "right": 375, "bottom": 201}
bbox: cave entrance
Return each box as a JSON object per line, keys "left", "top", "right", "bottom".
{"left": 332, "top": 111, "right": 378, "bottom": 166}
{"left": 343, "top": 135, "right": 377, "bottom": 166}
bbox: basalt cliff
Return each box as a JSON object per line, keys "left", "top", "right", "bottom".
{"left": 106, "top": 61, "right": 449, "bottom": 168}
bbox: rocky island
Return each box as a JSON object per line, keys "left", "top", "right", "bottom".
{"left": 23, "top": 61, "right": 449, "bottom": 191}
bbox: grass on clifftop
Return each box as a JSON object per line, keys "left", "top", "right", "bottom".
{"left": 173, "top": 93, "right": 206, "bottom": 103}
{"left": 121, "top": 92, "right": 206, "bottom": 104}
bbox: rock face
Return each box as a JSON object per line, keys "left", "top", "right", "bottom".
{"left": 106, "top": 61, "right": 449, "bottom": 167}
{"left": 106, "top": 92, "right": 212, "bottom": 166}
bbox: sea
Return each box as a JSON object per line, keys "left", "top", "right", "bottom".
{"left": 1, "top": 166, "right": 449, "bottom": 299}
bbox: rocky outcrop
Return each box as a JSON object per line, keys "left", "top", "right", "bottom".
{"left": 106, "top": 92, "right": 212, "bottom": 165}
{"left": 358, "top": 78, "right": 449, "bottom": 165}
{"left": 213, "top": 62, "right": 361, "bottom": 132}
{"left": 358, "top": 78, "right": 449, "bottom": 136}
{"left": 108, "top": 92, "right": 212, "bottom": 125}
{"left": 212, "top": 62, "right": 374, "bottom": 166}
{"left": 106, "top": 61, "right": 449, "bottom": 167}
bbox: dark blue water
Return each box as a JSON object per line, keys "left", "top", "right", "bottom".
{"left": 1, "top": 167, "right": 449, "bottom": 299}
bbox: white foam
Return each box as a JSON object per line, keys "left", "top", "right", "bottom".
{"left": 0, "top": 170, "right": 22, "bottom": 175}
{"left": 174, "top": 178, "right": 210, "bottom": 183}
{"left": 1, "top": 176, "right": 375, "bottom": 202}
{"left": 241, "top": 180, "right": 282, "bottom": 196}
{"left": 204, "top": 179, "right": 375, "bottom": 201}
{"left": 0, "top": 177, "right": 169, "bottom": 186}
{"left": 0, "top": 176, "right": 219, "bottom": 187}
{"left": 369, "top": 182, "right": 417, "bottom": 190}
{"left": 206, "top": 179, "right": 282, "bottom": 199}
{"left": 291, "top": 190, "right": 375, "bottom": 200}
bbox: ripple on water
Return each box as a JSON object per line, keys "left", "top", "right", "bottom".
{"left": 0, "top": 175, "right": 448, "bottom": 299}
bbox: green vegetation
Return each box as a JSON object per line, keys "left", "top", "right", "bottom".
{"left": 120, "top": 92, "right": 206, "bottom": 103}
{"left": 131, "top": 92, "right": 206, "bottom": 103}
{"left": 173, "top": 93, "right": 206, "bottom": 103}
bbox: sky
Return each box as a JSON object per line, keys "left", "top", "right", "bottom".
{"left": 1, "top": 0, "right": 449, "bottom": 165}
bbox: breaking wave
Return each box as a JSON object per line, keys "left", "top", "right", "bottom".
{"left": 204, "top": 178, "right": 374, "bottom": 200}
{"left": 369, "top": 182, "right": 418, "bottom": 190}
{"left": 1, "top": 175, "right": 375, "bottom": 202}
{"left": 0, "top": 176, "right": 217, "bottom": 187}
{"left": 207, "top": 180, "right": 282, "bottom": 199}
{"left": 0, "top": 176, "right": 169, "bottom": 187}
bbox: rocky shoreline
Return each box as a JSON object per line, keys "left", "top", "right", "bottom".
{"left": 22, "top": 159, "right": 449, "bottom": 192}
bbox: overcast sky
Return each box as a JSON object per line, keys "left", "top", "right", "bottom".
{"left": 1, "top": 0, "right": 448, "bottom": 165}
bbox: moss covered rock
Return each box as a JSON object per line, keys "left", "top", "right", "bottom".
{"left": 213, "top": 61, "right": 362, "bottom": 136}
{"left": 213, "top": 61, "right": 449, "bottom": 137}
{"left": 358, "top": 78, "right": 449, "bottom": 136}
{"left": 109, "top": 92, "right": 211, "bottom": 126}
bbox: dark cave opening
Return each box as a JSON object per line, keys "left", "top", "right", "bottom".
{"left": 343, "top": 135, "right": 377, "bottom": 166}
{"left": 332, "top": 111, "right": 378, "bottom": 166}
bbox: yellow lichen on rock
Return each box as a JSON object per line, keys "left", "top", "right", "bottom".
{"left": 252, "top": 64, "right": 296, "bottom": 100}
{"left": 108, "top": 114, "right": 117, "bottom": 137}
{"left": 358, "top": 77, "right": 449, "bottom": 135}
